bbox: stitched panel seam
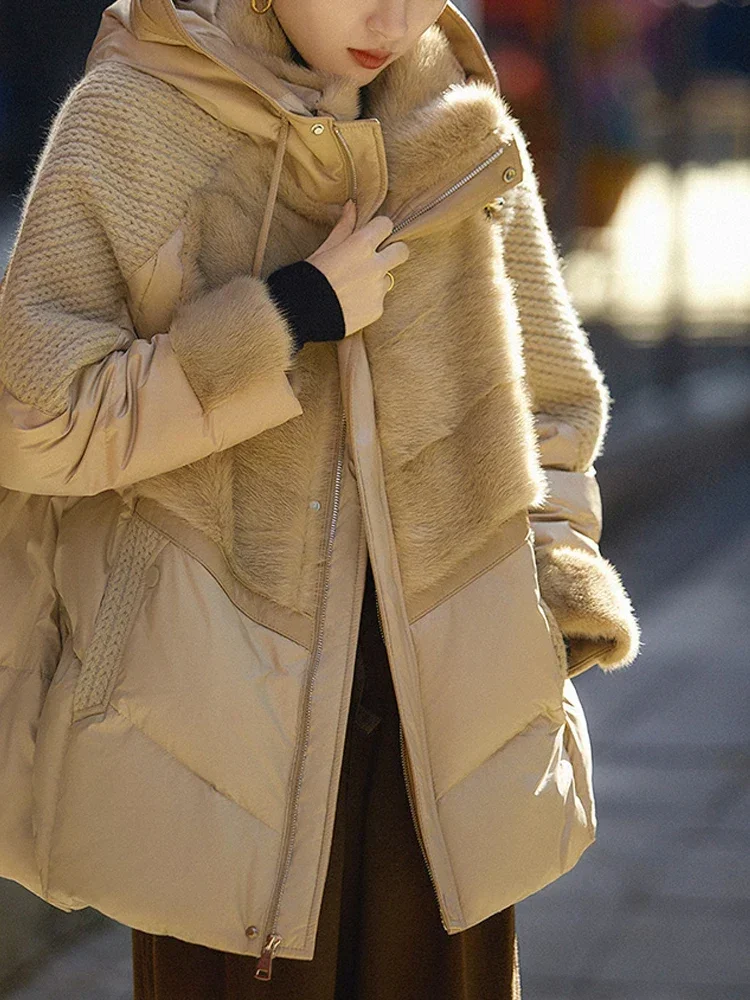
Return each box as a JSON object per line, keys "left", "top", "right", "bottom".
{"left": 410, "top": 527, "right": 531, "bottom": 625}
{"left": 133, "top": 511, "right": 313, "bottom": 648}
{"left": 436, "top": 706, "right": 564, "bottom": 805}
{"left": 108, "top": 702, "right": 283, "bottom": 838}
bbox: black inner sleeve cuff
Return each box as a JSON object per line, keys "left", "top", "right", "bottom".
{"left": 266, "top": 259, "right": 347, "bottom": 351}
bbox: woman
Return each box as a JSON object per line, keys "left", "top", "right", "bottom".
{"left": 0, "top": 0, "right": 641, "bottom": 996}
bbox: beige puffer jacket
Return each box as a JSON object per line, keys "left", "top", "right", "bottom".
{"left": 0, "top": 0, "right": 641, "bottom": 977}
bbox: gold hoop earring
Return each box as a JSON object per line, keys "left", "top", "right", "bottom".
{"left": 251, "top": 0, "right": 272, "bottom": 12}
{"left": 386, "top": 271, "right": 395, "bottom": 292}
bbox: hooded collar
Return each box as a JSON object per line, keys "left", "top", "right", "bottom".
{"left": 86, "top": 1, "right": 521, "bottom": 262}
{"left": 87, "top": 0, "right": 511, "bottom": 130}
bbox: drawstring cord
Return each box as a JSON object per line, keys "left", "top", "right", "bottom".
{"left": 252, "top": 117, "right": 291, "bottom": 279}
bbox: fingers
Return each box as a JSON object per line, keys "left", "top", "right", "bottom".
{"left": 358, "top": 214, "right": 395, "bottom": 249}
{"left": 340, "top": 199, "right": 357, "bottom": 226}
{"left": 377, "top": 239, "right": 410, "bottom": 271}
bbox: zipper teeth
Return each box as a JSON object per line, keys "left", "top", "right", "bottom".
{"left": 373, "top": 593, "right": 449, "bottom": 931}
{"left": 259, "top": 411, "right": 347, "bottom": 956}
{"left": 257, "top": 124, "right": 494, "bottom": 956}
{"left": 332, "top": 124, "right": 357, "bottom": 204}
{"left": 391, "top": 142, "right": 509, "bottom": 235}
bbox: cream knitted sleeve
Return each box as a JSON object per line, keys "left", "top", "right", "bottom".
{"left": 496, "top": 127, "right": 641, "bottom": 676}
{"left": 0, "top": 65, "right": 304, "bottom": 497}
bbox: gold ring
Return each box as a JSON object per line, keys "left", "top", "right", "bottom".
{"left": 386, "top": 271, "right": 395, "bottom": 292}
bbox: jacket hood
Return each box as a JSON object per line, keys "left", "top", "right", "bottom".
{"left": 85, "top": 0, "right": 525, "bottom": 250}
{"left": 87, "top": 0, "right": 504, "bottom": 120}
{"left": 85, "top": 0, "right": 521, "bottom": 157}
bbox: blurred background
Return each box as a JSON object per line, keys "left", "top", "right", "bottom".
{"left": 1, "top": 0, "right": 748, "bottom": 997}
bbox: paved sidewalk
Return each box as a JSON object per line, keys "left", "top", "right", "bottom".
{"left": 597, "top": 356, "right": 750, "bottom": 527}
{"left": 3, "top": 922, "right": 132, "bottom": 1000}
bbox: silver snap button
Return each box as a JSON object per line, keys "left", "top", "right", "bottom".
{"left": 503, "top": 166, "right": 517, "bottom": 183}
{"left": 245, "top": 925, "right": 259, "bottom": 938}
{"left": 311, "top": 123, "right": 325, "bottom": 135}
{"left": 309, "top": 499, "right": 321, "bottom": 511}
{"left": 145, "top": 565, "right": 160, "bottom": 588}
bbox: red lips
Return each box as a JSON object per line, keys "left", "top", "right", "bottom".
{"left": 348, "top": 48, "right": 391, "bottom": 69}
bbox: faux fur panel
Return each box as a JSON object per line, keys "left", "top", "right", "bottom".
{"left": 169, "top": 272, "right": 297, "bottom": 411}
{"left": 363, "top": 212, "right": 547, "bottom": 600}
{"left": 229, "top": 346, "right": 343, "bottom": 611}
{"left": 535, "top": 543, "right": 642, "bottom": 671}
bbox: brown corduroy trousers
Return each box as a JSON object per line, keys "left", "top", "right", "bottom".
{"left": 131, "top": 557, "right": 522, "bottom": 999}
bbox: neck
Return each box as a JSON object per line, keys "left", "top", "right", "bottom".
{"left": 289, "top": 43, "right": 309, "bottom": 69}
{"left": 276, "top": 19, "right": 309, "bottom": 68}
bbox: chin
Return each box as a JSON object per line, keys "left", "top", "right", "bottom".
{"left": 351, "top": 62, "right": 384, "bottom": 79}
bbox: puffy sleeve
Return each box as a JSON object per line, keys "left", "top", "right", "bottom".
{"left": 0, "top": 73, "right": 304, "bottom": 498}
{"left": 496, "top": 125, "right": 641, "bottom": 677}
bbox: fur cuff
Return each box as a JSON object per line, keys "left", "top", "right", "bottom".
{"left": 536, "top": 543, "right": 641, "bottom": 675}
{"left": 169, "top": 273, "right": 298, "bottom": 412}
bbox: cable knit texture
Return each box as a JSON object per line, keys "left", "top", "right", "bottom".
{"left": 0, "top": 62, "right": 297, "bottom": 416}
{"left": 72, "top": 515, "right": 164, "bottom": 717}
{"left": 494, "top": 136, "right": 611, "bottom": 470}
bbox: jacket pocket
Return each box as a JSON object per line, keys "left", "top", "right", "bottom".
{"left": 538, "top": 595, "right": 569, "bottom": 679}
{"left": 32, "top": 633, "right": 86, "bottom": 905}
{"left": 71, "top": 513, "right": 167, "bottom": 723}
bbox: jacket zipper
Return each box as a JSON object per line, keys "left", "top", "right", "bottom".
{"left": 255, "top": 410, "right": 347, "bottom": 982}
{"left": 340, "top": 98, "right": 452, "bottom": 922}
{"left": 332, "top": 124, "right": 357, "bottom": 204}
{"left": 258, "top": 122, "right": 495, "bottom": 971}
{"left": 372, "top": 592, "right": 450, "bottom": 931}
{"left": 390, "top": 141, "right": 511, "bottom": 236}
{"left": 334, "top": 124, "right": 509, "bottom": 238}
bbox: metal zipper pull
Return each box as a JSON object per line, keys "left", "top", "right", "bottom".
{"left": 390, "top": 141, "right": 513, "bottom": 236}
{"left": 254, "top": 933, "right": 283, "bottom": 981}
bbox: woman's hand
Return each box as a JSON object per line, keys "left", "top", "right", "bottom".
{"left": 305, "top": 200, "right": 409, "bottom": 337}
